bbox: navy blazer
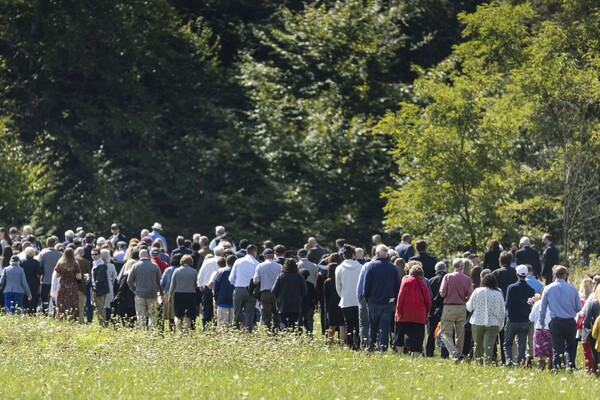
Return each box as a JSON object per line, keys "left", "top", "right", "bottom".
{"left": 514, "top": 246, "right": 541, "bottom": 277}
{"left": 409, "top": 252, "right": 437, "bottom": 279}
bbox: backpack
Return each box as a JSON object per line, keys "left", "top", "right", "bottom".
{"left": 93, "top": 264, "right": 110, "bottom": 297}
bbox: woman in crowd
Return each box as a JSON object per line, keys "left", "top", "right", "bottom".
{"left": 169, "top": 254, "right": 198, "bottom": 332}
{"left": 323, "top": 255, "right": 345, "bottom": 344}
{"left": 0, "top": 227, "right": 12, "bottom": 251}
{"left": 20, "top": 247, "right": 42, "bottom": 314}
{"left": 483, "top": 239, "right": 501, "bottom": 271}
{"left": 99, "top": 249, "right": 118, "bottom": 322}
{"left": 584, "top": 281, "right": 600, "bottom": 373}
{"left": 299, "top": 268, "right": 315, "bottom": 334}
{"left": 0, "top": 255, "right": 32, "bottom": 313}
{"left": 272, "top": 258, "right": 307, "bottom": 331}
{"left": 466, "top": 273, "right": 505, "bottom": 364}
{"left": 578, "top": 277, "right": 594, "bottom": 372}
{"left": 529, "top": 290, "right": 552, "bottom": 370}
{"left": 336, "top": 244, "right": 362, "bottom": 349}
{"left": 54, "top": 248, "right": 82, "bottom": 321}
{"left": 161, "top": 253, "right": 181, "bottom": 331}
{"left": 0, "top": 245, "right": 14, "bottom": 311}
{"left": 113, "top": 258, "right": 137, "bottom": 327}
{"left": 394, "top": 264, "right": 431, "bottom": 359}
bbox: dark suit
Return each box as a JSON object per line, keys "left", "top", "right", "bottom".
{"left": 395, "top": 242, "right": 414, "bottom": 262}
{"left": 109, "top": 233, "right": 126, "bottom": 246}
{"left": 409, "top": 252, "right": 437, "bottom": 279}
{"left": 307, "top": 244, "right": 327, "bottom": 265}
{"left": 542, "top": 243, "right": 560, "bottom": 284}
{"left": 514, "top": 246, "right": 541, "bottom": 277}
{"left": 426, "top": 271, "right": 448, "bottom": 358}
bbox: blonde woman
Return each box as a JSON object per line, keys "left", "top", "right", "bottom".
{"left": 169, "top": 255, "right": 198, "bottom": 332}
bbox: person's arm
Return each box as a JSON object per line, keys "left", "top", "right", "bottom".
{"left": 395, "top": 280, "right": 406, "bottom": 320}
{"left": 169, "top": 270, "right": 177, "bottom": 297}
{"left": 213, "top": 271, "right": 221, "bottom": 297}
{"left": 505, "top": 286, "right": 512, "bottom": 312}
{"left": 156, "top": 268, "right": 163, "bottom": 296}
{"left": 423, "top": 279, "right": 432, "bottom": 315}
{"left": 271, "top": 275, "right": 280, "bottom": 298}
{"left": 300, "top": 274, "right": 307, "bottom": 297}
{"left": 252, "top": 265, "right": 261, "bottom": 286}
{"left": 363, "top": 268, "right": 372, "bottom": 301}
{"left": 439, "top": 275, "right": 448, "bottom": 298}
{"left": 335, "top": 267, "right": 342, "bottom": 298}
{"left": 228, "top": 263, "right": 237, "bottom": 286}
{"left": 21, "top": 270, "right": 31, "bottom": 298}
{"left": 127, "top": 267, "right": 136, "bottom": 292}
{"left": 466, "top": 289, "right": 475, "bottom": 312}
{"left": 539, "top": 289, "right": 549, "bottom": 329}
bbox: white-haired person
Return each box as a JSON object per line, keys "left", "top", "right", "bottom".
{"left": 514, "top": 236, "right": 541, "bottom": 279}
{"left": 127, "top": 249, "right": 163, "bottom": 330}
{"left": 0, "top": 255, "right": 32, "bottom": 314}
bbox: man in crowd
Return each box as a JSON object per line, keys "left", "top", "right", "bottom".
{"left": 127, "top": 249, "right": 162, "bottom": 330}
{"left": 229, "top": 244, "right": 260, "bottom": 332}
{"left": 439, "top": 258, "right": 473, "bottom": 362}
{"left": 253, "top": 248, "right": 282, "bottom": 331}
{"left": 539, "top": 265, "right": 581, "bottom": 370}
{"left": 395, "top": 233, "right": 414, "bottom": 262}
{"left": 171, "top": 236, "right": 192, "bottom": 261}
{"left": 363, "top": 245, "right": 400, "bottom": 352}
{"left": 307, "top": 237, "right": 326, "bottom": 265}
{"left": 149, "top": 222, "right": 168, "bottom": 252}
{"left": 409, "top": 239, "right": 437, "bottom": 279}
{"left": 62, "top": 230, "right": 75, "bottom": 247}
{"left": 75, "top": 247, "right": 91, "bottom": 324}
{"left": 504, "top": 265, "right": 535, "bottom": 366}
{"left": 541, "top": 233, "right": 560, "bottom": 284}
{"left": 274, "top": 244, "right": 286, "bottom": 265}
{"left": 38, "top": 237, "right": 62, "bottom": 314}
{"left": 109, "top": 223, "right": 126, "bottom": 247}
{"left": 515, "top": 236, "right": 541, "bottom": 278}
{"left": 297, "top": 249, "right": 318, "bottom": 286}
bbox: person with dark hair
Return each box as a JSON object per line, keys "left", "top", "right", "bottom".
{"left": 274, "top": 244, "right": 287, "bottom": 265}
{"left": 395, "top": 233, "right": 414, "bottom": 262}
{"left": 493, "top": 251, "right": 518, "bottom": 298}
{"left": 0, "top": 227, "right": 12, "bottom": 251}
{"left": 466, "top": 273, "right": 505, "bottom": 364}
{"left": 394, "top": 265, "right": 432, "bottom": 359}
{"left": 113, "top": 256, "right": 137, "bottom": 328}
{"left": 483, "top": 240, "right": 501, "bottom": 271}
{"left": 272, "top": 258, "right": 307, "bottom": 330}
{"left": 335, "top": 244, "right": 362, "bottom": 349}
{"left": 171, "top": 236, "right": 192, "bottom": 262}
{"left": 109, "top": 223, "right": 126, "bottom": 247}
{"left": 236, "top": 239, "right": 249, "bottom": 258}
{"left": 335, "top": 239, "right": 346, "bottom": 255}
{"left": 504, "top": 265, "right": 535, "bottom": 366}
{"left": 324, "top": 258, "right": 345, "bottom": 344}
{"left": 541, "top": 233, "right": 559, "bottom": 284}
{"left": 409, "top": 240, "right": 437, "bottom": 279}
{"left": 299, "top": 269, "right": 316, "bottom": 334}
{"left": 191, "top": 242, "right": 204, "bottom": 271}
{"left": 297, "top": 248, "right": 318, "bottom": 286}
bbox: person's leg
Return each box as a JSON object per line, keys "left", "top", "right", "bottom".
{"left": 483, "top": 326, "right": 499, "bottom": 365}
{"left": 232, "top": 288, "right": 245, "bottom": 328}
{"left": 589, "top": 336, "right": 599, "bottom": 373}
{"left": 515, "top": 322, "right": 530, "bottom": 364}
{"left": 85, "top": 285, "right": 94, "bottom": 323}
{"left": 243, "top": 294, "right": 256, "bottom": 333}
{"left": 439, "top": 306, "right": 458, "bottom": 358}
{"left": 563, "top": 319, "right": 577, "bottom": 369}
{"left": 134, "top": 296, "right": 147, "bottom": 329}
{"left": 147, "top": 298, "right": 159, "bottom": 330}
{"left": 549, "top": 319, "right": 566, "bottom": 368}
{"left": 94, "top": 294, "right": 106, "bottom": 326}
{"left": 202, "top": 287, "right": 214, "bottom": 328}
{"left": 426, "top": 315, "right": 440, "bottom": 357}
{"left": 260, "top": 291, "right": 273, "bottom": 329}
{"left": 358, "top": 298, "right": 369, "bottom": 349}
{"left": 367, "top": 303, "right": 382, "bottom": 351}
{"left": 270, "top": 292, "right": 279, "bottom": 331}
{"left": 377, "top": 303, "right": 395, "bottom": 351}
{"left": 454, "top": 307, "right": 466, "bottom": 357}
{"left": 306, "top": 309, "right": 314, "bottom": 334}
{"left": 344, "top": 306, "right": 359, "bottom": 350}
{"left": 40, "top": 284, "right": 51, "bottom": 314}
{"left": 503, "top": 322, "right": 517, "bottom": 365}
{"left": 471, "top": 324, "right": 485, "bottom": 362}
{"left": 78, "top": 291, "right": 86, "bottom": 324}
{"left": 526, "top": 323, "right": 534, "bottom": 363}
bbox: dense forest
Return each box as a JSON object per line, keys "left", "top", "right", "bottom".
{"left": 1, "top": 0, "right": 599, "bottom": 264}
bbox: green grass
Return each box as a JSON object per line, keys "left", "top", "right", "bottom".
{"left": 0, "top": 315, "right": 598, "bottom": 399}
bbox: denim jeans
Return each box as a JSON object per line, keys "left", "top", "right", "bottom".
{"left": 358, "top": 297, "right": 369, "bottom": 349}
{"left": 367, "top": 302, "right": 395, "bottom": 351}
{"left": 504, "top": 321, "right": 531, "bottom": 364}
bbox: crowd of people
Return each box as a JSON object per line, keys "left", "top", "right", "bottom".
{"left": 1, "top": 224, "right": 600, "bottom": 374}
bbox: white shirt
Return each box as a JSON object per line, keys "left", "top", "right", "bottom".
{"left": 229, "top": 254, "right": 259, "bottom": 287}
{"left": 466, "top": 287, "right": 505, "bottom": 327}
{"left": 529, "top": 299, "right": 551, "bottom": 330}
{"left": 197, "top": 257, "right": 219, "bottom": 288}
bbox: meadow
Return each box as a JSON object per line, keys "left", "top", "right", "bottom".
{"left": 1, "top": 315, "right": 599, "bottom": 399}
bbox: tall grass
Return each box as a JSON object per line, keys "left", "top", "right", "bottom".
{"left": 0, "top": 315, "right": 598, "bottom": 399}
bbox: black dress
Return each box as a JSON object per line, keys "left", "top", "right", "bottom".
{"left": 113, "top": 274, "right": 136, "bottom": 326}
{"left": 324, "top": 278, "right": 344, "bottom": 326}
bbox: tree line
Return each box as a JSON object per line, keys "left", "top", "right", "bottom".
{"left": 1, "top": 0, "right": 599, "bottom": 264}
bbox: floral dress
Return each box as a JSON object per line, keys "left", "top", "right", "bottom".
{"left": 55, "top": 262, "right": 81, "bottom": 321}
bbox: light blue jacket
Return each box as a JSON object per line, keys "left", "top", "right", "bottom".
{"left": 0, "top": 264, "right": 31, "bottom": 296}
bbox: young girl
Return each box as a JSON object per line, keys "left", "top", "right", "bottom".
{"left": 529, "top": 292, "right": 552, "bottom": 370}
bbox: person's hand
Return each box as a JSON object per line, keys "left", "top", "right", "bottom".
{"left": 27, "top": 295, "right": 32, "bottom": 301}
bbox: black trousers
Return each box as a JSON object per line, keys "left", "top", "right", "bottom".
{"left": 201, "top": 287, "right": 214, "bottom": 326}
{"left": 342, "top": 306, "right": 360, "bottom": 350}
{"left": 40, "top": 284, "right": 51, "bottom": 314}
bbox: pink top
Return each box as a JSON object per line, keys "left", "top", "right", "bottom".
{"left": 439, "top": 271, "right": 473, "bottom": 305}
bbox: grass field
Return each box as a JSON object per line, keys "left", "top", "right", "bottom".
{"left": 0, "top": 315, "right": 599, "bottom": 399}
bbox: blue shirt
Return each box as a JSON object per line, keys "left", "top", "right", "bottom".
{"left": 253, "top": 259, "right": 282, "bottom": 291}
{"left": 149, "top": 231, "right": 168, "bottom": 252}
{"left": 160, "top": 266, "right": 176, "bottom": 292}
{"left": 525, "top": 275, "right": 544, "bottom": 295}
{"left": 539, "top": 279, "right": 581, "bottom": 327}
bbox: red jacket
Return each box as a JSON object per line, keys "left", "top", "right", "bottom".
{"left": 395, "top": 275, "right": 432, "bottom": 324}
{"left": 152, "top": 256, "right": 169, "bottom": 274}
